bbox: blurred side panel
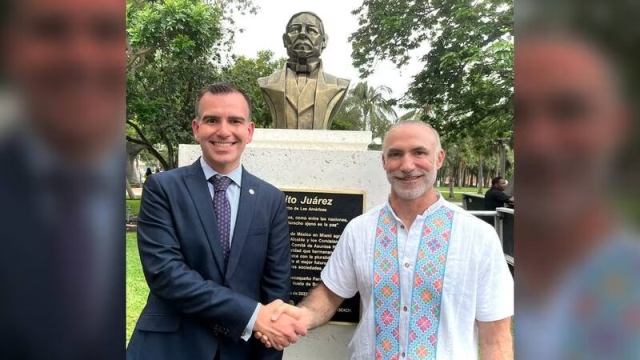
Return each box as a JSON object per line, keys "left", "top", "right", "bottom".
{"left": 515, "top": 0, "right": 640, "bottom": 359}
{"left": 0, "top": 0, "right": 126, "bottom": 359}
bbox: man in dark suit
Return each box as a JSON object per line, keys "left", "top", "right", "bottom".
{"left": 127, "top": 83, "right": 305, "bottom": 360}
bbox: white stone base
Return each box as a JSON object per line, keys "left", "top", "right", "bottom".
{"left": 179, "top": 130, "right": 390, "bottom": 359}
{"left": 248, "top": 128, "right": 373, "bottom": 151}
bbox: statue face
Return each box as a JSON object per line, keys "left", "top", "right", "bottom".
{"left": 283, "top": 13, "right": 326, "bottom": 60}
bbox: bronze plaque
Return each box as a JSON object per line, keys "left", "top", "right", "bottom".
{"left": 283, "top": 188, "right": 365, "bottom": 324}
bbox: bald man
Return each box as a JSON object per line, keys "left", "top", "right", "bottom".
{"left": 256, "top": 121, "right": 514, "bottom": 359}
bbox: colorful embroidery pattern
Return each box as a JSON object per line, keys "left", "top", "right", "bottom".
{"left": 374, "top": 208, "right": 401, "bottom": 360}
{"left": 407, "top": 207, "right": 453, "bottom": 359}
{"left": 373, "top": 205, "right": 454, "bottom": 360}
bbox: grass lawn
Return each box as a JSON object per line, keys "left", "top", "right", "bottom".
{"left": 126, "top": 232, "right": 148, "bottom": 343}
{"left": 126, "top": 199, "right": 141, "bottom": 218}
{"left": 435, "top": 186, "right": 484, "bottom": 201}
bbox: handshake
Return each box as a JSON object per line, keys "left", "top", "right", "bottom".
{"left": 253, "top": 300, "right": 310, "bottom": 351}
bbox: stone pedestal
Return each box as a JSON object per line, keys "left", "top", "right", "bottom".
{"left": 179, "top": 129, "right": 391, "bottom": 359}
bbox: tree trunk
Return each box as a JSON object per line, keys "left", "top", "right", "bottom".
{"left": 127, "top": 141, "right": 146, "bottom": 186}
{"left": 477, "top": 157, "right": 484, "bottom": 194}
{"left": 448, "top": 166, "right": 455, "bottom": 200}
{"left": 167, "top": 143, "right": 176, "bottom": 169}
{"left": 126, "top": 177, "right": 136, "bottom": 199}
{"left": 463, "top": 167, "right": 468, "bottom": 187}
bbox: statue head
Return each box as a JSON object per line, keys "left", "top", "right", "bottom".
{"left": 282, "top": 11, "right": 327, "bottom": 62}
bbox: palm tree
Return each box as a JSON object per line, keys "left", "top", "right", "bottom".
{"left": 398, "top": 105, "right": 433, "bottom": 122}
{"left": 349, "top": 82, "right": 397, "bottom": 139}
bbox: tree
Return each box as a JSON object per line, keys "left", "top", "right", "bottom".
{"left": 348, "top": 82, "right": 397, "bottom": 140}
{"left": 350, "top": 0, "right": 513, "bottom": 144}
{"left": 331, "top": 94, "right": 364, "bottom": 131}
{"left": 126, "top": 0, "right": 224, "bottom": 170}
{"left": 218, "top": 51, "right": 287, "bottom": 128}
{"left": 126, "top": 0, "right": 258, "bottom": 170}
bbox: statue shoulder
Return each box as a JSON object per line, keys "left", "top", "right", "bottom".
{"left": 258, "top": 69, "right": 284, "bottom": 86}
{"left": 337, "top": 77, "right": 350, "bottom": 88}
{"left": 320, "top": 70, "right": 350, "bottom": 89}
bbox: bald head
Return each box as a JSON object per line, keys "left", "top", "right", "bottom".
{"left": 383, "top": 120, "right": 442, "bottom": 154}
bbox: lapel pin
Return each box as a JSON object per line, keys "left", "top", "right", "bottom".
{"left": 249, "top": 189, "right": 255, "bottom": 195}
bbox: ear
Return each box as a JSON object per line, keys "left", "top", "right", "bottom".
{"left": 436, "top": 148, "right": 446, "bottom": 169}
{"left": 282, "top": 33, "right": 288, "bottom": 48}
{"left": 322, "top": 34, "right": 329, "bottom": 49}
{"left": 192, "top": 118, "right": 200, "bottom": 142}
{"left": 246, "top": 122, "right": 255, "bottom": 144}
{"left": 381, "top": 152, "right": 387, "bottom": 168}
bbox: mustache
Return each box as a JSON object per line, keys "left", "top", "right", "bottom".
{"left": 390, "top": 170, "right": 428, "bottom": 179}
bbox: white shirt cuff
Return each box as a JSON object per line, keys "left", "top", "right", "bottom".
{"left": 241, "top": 303, "right": 262, "bottom": 341}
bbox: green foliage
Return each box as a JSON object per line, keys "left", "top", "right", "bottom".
{"left": 347, "top": 82, "right": 397, "bottom": 140}
{"left": 351, "top": 0, "right": 513, "bottom": 143}
{"left": 127, "top": 0, "right": 225, "bottom": 169}
{"left": 350, "top": 0, "right": 514, "bottom": 189}
{"left": 331, "top": 95, "right": 364, "bottom": 131}
{"left": 126, "top": 0, "right": 261, "bottom": 169}
{"left": 218, "top": 51, "right": 287, "bottom": 128}
{"left": 327, "top": 82, "right": 396, "bottom": 139}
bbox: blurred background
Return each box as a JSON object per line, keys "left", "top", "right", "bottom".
{"left": 0, "top": 0, "right": 125, "bottom": 359}
{"left": 515, "top": 0, "right": 640, "bottom": 359}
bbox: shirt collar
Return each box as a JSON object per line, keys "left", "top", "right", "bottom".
{"left": 200, "top": 157, "right": 242, "bottom": 187}
{"left": 386, "top": 190, "right": 445, "bottom": 222}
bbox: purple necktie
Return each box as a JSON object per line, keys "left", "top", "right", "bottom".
{"left": 210, "top": 175, "right": 232, "bottom": 267}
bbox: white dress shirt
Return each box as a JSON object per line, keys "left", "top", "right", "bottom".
{"left": 199, "top": 157, "right": 260, "bottom": 341}
{"left": 321, "top": 195, "right": 514, "bottom": 359}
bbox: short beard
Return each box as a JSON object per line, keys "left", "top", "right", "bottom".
{"left": 387, "top": 169, "right": 436, "bottom": 201}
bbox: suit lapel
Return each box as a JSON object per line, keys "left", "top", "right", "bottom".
{"left": 225, "top": 168, "right": 259, "bottom": 280}
{"left": 297, "top": 77, "right": 318, "bottom": 114}
{"left": 182, "top": 159, "right": 225, "bottom": 276}
{"left": 285, "top": 68, "right": 301, "bottom": 112}
{"left": 314, "top": 70, "right": 347, "bottom": 128}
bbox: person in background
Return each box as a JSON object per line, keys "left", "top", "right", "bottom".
{"left": 484, "top": 176, "right": 514, "bottom": 210}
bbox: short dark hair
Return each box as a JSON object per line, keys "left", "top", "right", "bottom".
{"left": 491, "top": 176, "right": 504, "bottom": 187}
{"left": 286, "top": 11, "right": 325, "bottom": 35}
{"left": 194, "top": 82, "right": 252, "bottom": 120}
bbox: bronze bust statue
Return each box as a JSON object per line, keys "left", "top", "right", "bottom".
{"left": 258, "top": 12, "right": 350, "bottom": 129}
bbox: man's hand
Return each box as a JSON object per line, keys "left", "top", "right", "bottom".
{"left": 255, "top": 302, "right": 311, "bottom": 349}
{"left": 253, "top": 300, "right": 308, "bottom": 351}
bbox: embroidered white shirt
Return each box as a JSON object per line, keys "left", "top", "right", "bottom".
{"left": 320, "top": 196, "right": 514, "bottom": 359}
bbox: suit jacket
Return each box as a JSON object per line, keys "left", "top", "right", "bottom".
{"left": 126, "top": 159, "right": 291, "bottom": 360}
{"left": 0, "top": 132, "right": 125, "bottom": 360}
{"left": 258, "top": 65, "right": 350, "bottom": 129}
